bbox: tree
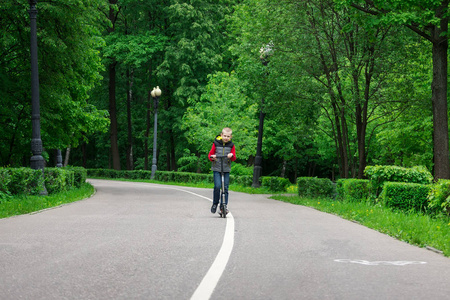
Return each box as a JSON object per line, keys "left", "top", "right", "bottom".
{"left": 339, "top": 0, "right": 450, "bottom": 178}
{"left": 0, "top": 0, "right": 109, "bottom": 167}
{"left": 181, "top": 71, "right": 258, "bottom": 172}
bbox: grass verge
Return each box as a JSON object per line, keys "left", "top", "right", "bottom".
{"left": 272, "top": 195, "right": 450, "bottom": 257}
{"left": 0, "top": 183, "right": 94, "bottom": 219}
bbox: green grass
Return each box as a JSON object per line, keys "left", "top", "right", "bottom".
{"left": 272, "top": 195, "right": 450, "bottom": 257}
{"left": 0, "top": 183, "right": 94, "bottom": 219}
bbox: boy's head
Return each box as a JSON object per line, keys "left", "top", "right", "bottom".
{"left": 221, "top": 127, "right": 232, "bottom": 143}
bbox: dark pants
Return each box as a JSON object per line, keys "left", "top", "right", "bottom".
{"left": 213, "top": 171, "right": 230, "bottom": 205}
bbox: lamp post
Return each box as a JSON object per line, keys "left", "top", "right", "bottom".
{"left": 29, "top": 0, "right": 47, "bottom": 195}
{"left": 56, "top": 149, "right": 63, "bottom": 167}
{"left": 252, "top": 44, "right": 273, "bottom": 188}
{"left": 150, "top": 86, "right": 161, "bottom": 180}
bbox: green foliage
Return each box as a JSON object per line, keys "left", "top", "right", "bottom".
{"left": 380, "top": 182, "right": 431, "bottom": 213}
{"left": 261, "top": 176, "right": 290, "bottom": 192}
{"left": 232, "top": 175, "right": 253, "bottom": 187}
{"left": 0, "top": 0, "right": 109, "bottom": 167}
{"left": 231, "top": 163, "right": 253, "bottom": 176}
{"left": 181, "top": 71, "right": 258, "bottom": 162}
{"left": 65, "top": 167, "right": 87, "bottom": 188}
{"left": 102, "top": 31, "right": 166, "bottom": 67}
{"left": 44, "top": 168, "right": 74, "bottom": 194}
{"left": 88, "top": 168, "right": 262, "bottom": 188}
{"left": 176, "top": 151, "right": 205, "bottom": 173}
{"left": 0, "top": 167, "right": 81, "bottom": 196}
{"left": 7, "top": 168, "right": 45, "bottom": 195}
{"left": 154, "top": 171, "right": 212, "bottom": 184}
{"left": 0, "top": 183, "right": 94, "bottom": 219}
{"left": 365, "top": 165, "right": 433, "bottom": 196}
{"left": 428, "top": 180, "right": 450, "bottom": 216}
{"left": 336, "top": 179, "right": 371, "bottom": 202}
{"left": 297, "top": 177, "right": 335, "bottom": 198}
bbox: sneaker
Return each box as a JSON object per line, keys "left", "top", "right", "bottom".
{"left": 211, "top": 204, "right": 218, "bottom": 213}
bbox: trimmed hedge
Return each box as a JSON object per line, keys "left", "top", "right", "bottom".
{"left": 261, "top": 176, "right": 290, "bottom": 192}
{"left": 0, "top": 167, "right": 86, "bottom": 197}
{"left": 89, "top": 168, "right": 264, "bottom": 186}
{"left": 7, "top": 167, "right": 44, "bottom": 195}
{"left": 298, "top": 177, "right": 334, "bottom": 198}
{"left": 232, "top": 175, "right": 252, "bottom": 187}
{"left": 336, "top": 179, "right": 371, "bottom": 202}
{"left": 87, "top": 169, "right": 289, "bottom": 190}
{"left": 365, "top": 165, "right": 433, "bottom": 196}
{"left": 380, "top": 182, "right": 432, "bottom": 213}
{"left": 66, "top": 166, "right": 87, "bottom": 188}
{"left": 44, "top": 168, "right": 75, "bottom": 194}
{"left": 155, "top": 171, "right": 212, "bottom": 183}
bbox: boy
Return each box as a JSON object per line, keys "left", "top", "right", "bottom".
{"left": 208, "top": 127, "right": 236, "bottom": 214}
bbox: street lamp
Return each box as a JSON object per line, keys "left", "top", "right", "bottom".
{"left": 252, "top": 44, "right": 273, "bottom": 188}
{"left": 150, "top": 86, "right": 162, "bottom": 180}
{"left": 29, "top": 0, "right": 47, "bottom": 195}
{"left": 56, "top": 149, "right": 63, "bottom": 167}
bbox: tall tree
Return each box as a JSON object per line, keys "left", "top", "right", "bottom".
{"left": 339, "top": 0, "right": 450, "bottom": 178}
{"left": 157, "top": 0, "right": 236, "bottom": 170}
{"left": 0, "top": 0, "right": 109, "bottom": 167}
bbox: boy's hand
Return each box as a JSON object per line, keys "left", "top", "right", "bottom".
{"left": 227, "top": 153, "right": 233, "bottom": 159}
{"left": 210, "top": 155, "right": 216, "bottom": 161}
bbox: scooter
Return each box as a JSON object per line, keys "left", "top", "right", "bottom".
{"left": 214, "top": 155, "right": 229, "bottom": 218}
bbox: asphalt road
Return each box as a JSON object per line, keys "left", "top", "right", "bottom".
{"left": 0, "top": 179, "right": 449, "bottom": 300}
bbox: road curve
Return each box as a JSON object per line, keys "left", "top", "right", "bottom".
{"left": 0, "top": 179, "right": 449, "bottom": 300}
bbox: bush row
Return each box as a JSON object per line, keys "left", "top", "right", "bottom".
{"left": 0, "top": 167, "right": 87, "bottom": 198}
{"left": 87, "top": 169, "right": 292, "bottom": 192}
{"left": 302, "top": 165, "right": 449, "bottom": 216}
{"left": 298, "top": 177, "right": 335, "bottom": 198}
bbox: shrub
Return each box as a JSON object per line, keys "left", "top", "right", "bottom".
{"left": 233, "top": 175, "right": 253, "bottom": 187}
{"left": 231, "top": 163, "right": 253, "bottom": 176}
{"left": 8, "top": 168, "right": 44, "bottom": 195}
{"left": 67, "top": 167, "right": 87, "bottom": 187}
{"left": 427, "top": 180, "right": 450, "bottom": 215}
{"left": 380, "top": 182, "right": 431, "bottom": 213}
{"left": 155, "top": 171, "right": 210, "bottom": 183}
{"left": 0, "top": 168, "right": 11, "bottom": 194}
{"left": 298, "top": 177, "right": 334, "bottom": 198}
{"left": 86, "top": 168, "right": 254, "bottom": 187}
{"left": 365, "top": 165, "right": 433, "bottom": 196}
{"left": 44, "top": 168, "right": 74, "bottom": 194}
{"left": 261, "top": 176, "right": 290, "bottom": 192}
{"left": 336, "top": 179, "right": 371, "bottom": 202}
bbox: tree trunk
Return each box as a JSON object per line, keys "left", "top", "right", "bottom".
{"left": 431, "top": 18, "right": 450, "bottom": 179}
{"left": 281, "top": 159, "right": 287, "bottom": 178}
{"left": 126, "top": 68, "right": 134, "bottom": 170}
{"left": 109, "top": 61, "right": 120, "bottom": 170}
{"left": 108, "top": 1, "right": 120, "bottom": 170}
{"left": 82, "top": 142, "right": 87, "bottom": 168}
{"left": 64, "top": 147, "right": 70, "bottom": 167}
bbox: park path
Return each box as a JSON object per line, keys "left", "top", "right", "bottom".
{"left": 0, "top": 179, "right": 449, "bottom": 299}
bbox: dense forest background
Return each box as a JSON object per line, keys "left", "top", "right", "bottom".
{"left": 2, "top": 0, "right": 450, "bottom": 182}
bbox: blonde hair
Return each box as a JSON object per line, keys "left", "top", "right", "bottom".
{"left": 222, "top": 127, "right": 232, "bottom": 135}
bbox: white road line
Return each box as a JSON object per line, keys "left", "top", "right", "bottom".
{"left": 90, "top": 181, "right": 235, "bottom": 299}
{"left": 169, "top": 187, "right": 235, "bottom": 300}
{"left": 334, "top": 259, "right": 427, "bottom": 266}
{"left": 190, "top": 211, "right": 234, "bottom": 300}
